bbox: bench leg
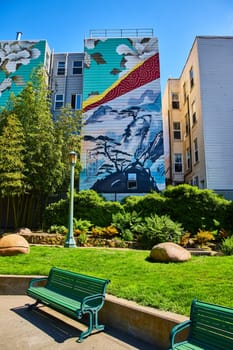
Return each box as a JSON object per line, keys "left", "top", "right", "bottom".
{"left": 27, "top": 300, "right": 40, "bottom": 310}
{"left": 77, "top": 310, "right": 93, "bottom": 342}
{"left": 77, "top": 310, "right": 104, "bottom": 343}
{"left": 93, "top": 311, "right": 104, "bottom": 332}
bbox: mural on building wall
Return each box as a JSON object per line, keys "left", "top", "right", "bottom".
{"left": 0, "top": 40, "right": 46, "bottom": 107}
{"left": 80, "top": 37, "right": 165, "bottom": 193}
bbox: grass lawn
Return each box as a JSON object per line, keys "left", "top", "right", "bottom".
{"left": 0, "top": 246, "right": 232, "bottom": 316}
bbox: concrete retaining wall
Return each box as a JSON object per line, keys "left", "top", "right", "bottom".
{"left": 0, "top": 275, "right": 188, "bottom": 350}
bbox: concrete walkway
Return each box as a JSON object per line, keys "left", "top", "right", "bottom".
{"left": 0, "top": 295, "right": 156, "bottom": 350}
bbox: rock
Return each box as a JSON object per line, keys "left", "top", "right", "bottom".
{"left": 150, "top": 242, "right": 191, "bottom": 262}
{"left": 0, "top": 234, "right": 30, "bottom": 256}
{"left": 16, "top": 227, "right": 32, "bottom": 235}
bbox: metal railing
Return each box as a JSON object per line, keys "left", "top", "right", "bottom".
{"left": 89, "top": 28, "right": 154, "bottom": 38}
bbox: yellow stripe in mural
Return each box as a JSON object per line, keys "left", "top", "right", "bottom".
{"left": 82, "top": 59, "right": 145, "bottom": 110}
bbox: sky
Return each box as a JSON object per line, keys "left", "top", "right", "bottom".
{"left": 1, "top": 0, "right": 233, "bottom": 92}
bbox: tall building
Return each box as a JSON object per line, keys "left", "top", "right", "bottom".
{"left": 80, "top": 29, "right": 165, "bottom": 199}
{"left": 162, "top": 36, "right": 233, "bottom": 200}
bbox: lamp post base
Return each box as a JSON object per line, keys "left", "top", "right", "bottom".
{"left": 64, "top": 236, "right": 77, "bottom": 248}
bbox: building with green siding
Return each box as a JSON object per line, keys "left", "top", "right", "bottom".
{"left": 0, "top": 37, "right": 51, "bottom": 107}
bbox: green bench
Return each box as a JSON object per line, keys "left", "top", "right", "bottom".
{"left": 26, "top": 267, "right": 110, "bottom": 342}
{"left": 169, "top": 299, "right": 233, "bottom": 350}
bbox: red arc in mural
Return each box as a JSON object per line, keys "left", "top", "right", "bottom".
{"left": 83, "top": 53, "right": 160, "bottom": 112}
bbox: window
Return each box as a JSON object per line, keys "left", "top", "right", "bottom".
{"left": 174, "top": 153, "right": 182, "bottom": 172}
{"left": 183, "top": 82, "right": 187, "bottom": 102}
{"left": 71, "top": 94, "right": 82, "bottom": 110}
{"left": 173, "top": 122, "right": 181, "bottom": 140}
{"left": 186, "top": 148, "right": 191, "bottom": 169}
{"left": 191, "top": 101, "right": 197, "bottom": 125}
{"left": 194, "top": 138, "right": 199, "bottom": 163}
{"left": 127, "top": 173, "right": 137, "bottom": 189}
{"left": 193, "top": 176, "right": 199, "bottom": 187}
{"left": 73, "top": 61, "right": 83, "bottom": 74}
{"left": 55, "top": 94, "right": 64, "bottom": 109}
{"left": 185, "top": 114, "right": 189, "bottom": 135}
{"left": 172, "top": 93, "right": 180, "bottom": 109}
{"left": 57, "top": 61, "right": 65, "bottom": 75}
{"left": 189, "top": 67, "right": 194, "bottom": 89}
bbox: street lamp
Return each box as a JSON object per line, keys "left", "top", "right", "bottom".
{"left": 64, "top": 151, "right": 77, "bottom": 248}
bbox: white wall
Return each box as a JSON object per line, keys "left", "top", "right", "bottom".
{"left": 198, "top": 37, "right": 233, "bottom": 190}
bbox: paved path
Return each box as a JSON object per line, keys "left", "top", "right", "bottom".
{"left": 0, "top": 295, "right": 156, "bottom": 350}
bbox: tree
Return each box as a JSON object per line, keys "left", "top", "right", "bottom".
{"left": 14, "top": 67, "right": 64, "bottom": 194}
{"left": 0, "top": 67, "right": 83, "bottom": 229}
{"left": 54, "top": 106, "right": 83, "bottom": 192}
{"left": 0, "top": 113, "right": 28, "bottom": 227}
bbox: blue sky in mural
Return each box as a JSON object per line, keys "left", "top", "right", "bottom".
{"left": 1, "top": 0, "right": 233, "bottom": 92}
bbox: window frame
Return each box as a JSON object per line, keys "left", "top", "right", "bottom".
{"left": 189, "top": 67, "right": 194, "bottom": 89}
{"left": 174, "top": 153, "right": 183, "bottom": 173}
{"left": 73, "top": 60, "right": 83, "bottom": 75}
{"left": 71, "top": 94, "right": 82, "bottom": 110}
{"left": 171, "top": 92, "right": 180, "bottom": 109}
{"left": 194, "top": 138, "right": 199, "bottom": 163}
{"left": 193, "top": 175, "right": 199, "bottom": 187}
{"left": 186, "top": 147, "right": 191, "bottom": 169}
{"left": 185, "top": 114, "right": 189, "bottom": 135}
{"left": 173, "top": 121, "right": 181, "bottom": 140}
{"left": 183, "top": 82, "right": 187, "bottom": 103}
{"left": 127, "top": 173, "right": 137, "bottom": 190}
{"left": 57, "top": 61, "right": 65, "bottom": 75}
{"left": 55, "top": 94, "right": 64, "bottom": 109}
{"left": 191, "top": 100, "right": 197, "bottom": 125}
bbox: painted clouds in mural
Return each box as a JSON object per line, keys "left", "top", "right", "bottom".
{"left": 0, "top": 41, "right": 43, "bottom": 104}
{"left": 81, "top": 37, "right": 165, "bottom": 193}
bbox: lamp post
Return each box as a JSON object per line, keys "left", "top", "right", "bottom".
{"left": 64, "top": 151, "right": 77, "bottom": 248}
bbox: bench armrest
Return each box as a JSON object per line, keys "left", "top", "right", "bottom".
{"left": 29, "top": 277, "right": 48, "bottom": 288}
{"left": 170, "top": 320, "right": 191, "bottom": 348}
{"left": 81, "top": 293, "right": 105, "bottom": 312}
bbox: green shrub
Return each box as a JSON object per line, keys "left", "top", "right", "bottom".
{"left": 73, "top": 218, "right": 92, "bottom": 232}
{"left": 112, "top": 211, "right": 142, "bottom": 240}
{"left": 48, "top": 225, "right": 68, "bottom": 235}
{"left": 44, "top": 190, "right": 124, "bottom": 229}
{"left": 120, "top": 229, "right": 134, "bottom": 241}
{"left": 221, "top": 236, "right": 233, "bottom": 255}
{"left": 74, "top": 190, "right": 124, "bottom": 227}
{"left": 134, "top": 214, "right": 184, "bottom": 249}
{"left": 162, "top": 185, "right": 231, "bottom": 234}
{"left": 123, "top": 192, "right": 167, "bottom": 217}
{"left": 77, "top": 232, "right": 87, "bottom": 246}
{"left": 44, "top": 199, "right": 68, "bottom": 228}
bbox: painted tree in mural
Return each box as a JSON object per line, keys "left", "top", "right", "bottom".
{"left": 80, "top": 37, "right": 165, "bottom": 193}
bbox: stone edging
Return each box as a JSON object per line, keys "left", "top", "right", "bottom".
{"left": 0, "top": 275, "right": 188, "bottom": 350}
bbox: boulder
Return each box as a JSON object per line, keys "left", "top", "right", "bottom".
{"left": 0, "top": 234, "right": 30, "bottom": 256}
{"left": 16, "top": 227, "right": 32, "bottom": 235}
{"left": 150, "top": 242, "right": 191, "bottom": 262}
